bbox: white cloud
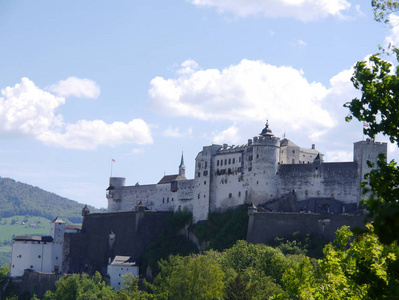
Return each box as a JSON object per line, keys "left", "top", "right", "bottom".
{"left": 290, "top": 39, "right": 307, "bottom": 48}
{"left": 0, "top": 77, "right": 64, "bottom": 136}
{"left": 325, "top": 150, "right": 353, "bottom": 162}
{"left": 0, "top": 78, "right": 153, "bottom": 150}
{"left": 149, "top": 59, "right": 335, "bottom": 140}
{"left": 48, "top": 76, "right": 100, "bottom": 99}
{"left": 163, "top": 126, "right": 193, "bottom": 138}
{"left": 212, "top": 125, "right": 242, "bottom": 144}
{"left": 384, "top": 14, "right": 399, "bottom": 48}
{"left": 189, "top": 0, "right": 351, "bottom": 22}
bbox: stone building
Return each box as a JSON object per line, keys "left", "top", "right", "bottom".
{"left": 9, "top": 217, "right": 81, "bottom": 277}
{"left": 106, "top": 122, "right": 387, "bottom": 222}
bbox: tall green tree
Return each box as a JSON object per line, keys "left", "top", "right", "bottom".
{"left": 344, "top": 0, "right": 399, "bottom": 245}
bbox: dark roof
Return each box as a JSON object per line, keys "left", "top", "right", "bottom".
{"left": 13, "top": 235, "right": 53, "bottom": 242}
{"left": 157, "top": 174, "right": 187, "bottom": 184}
{"left": 109, "top": 256, "right": 137, "bottom": 267}
{"left": 280, "top": 138, "right": 299, "bottom": 147}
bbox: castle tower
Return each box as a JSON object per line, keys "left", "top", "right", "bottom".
{"left": 50, "top": 216, "right": 66, "bottom": 242}
{"left": 353, "top": 139, "right": 387, "bottom": 198}
{"left": 179, "top": 152, "right": 185, "bottom": 177}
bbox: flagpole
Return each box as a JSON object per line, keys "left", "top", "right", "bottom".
{"left": 110, "top": 159, "right": 115, "bottom": 177}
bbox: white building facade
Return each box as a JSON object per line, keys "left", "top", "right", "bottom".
{"left": 107, "top": 122, "right": 387, "bottom": 222}
{"left": 107, "top": 256, "right": 139, "bottom": 290}
{"left": 10, "top": 217, "right": 70, "bottom": 277}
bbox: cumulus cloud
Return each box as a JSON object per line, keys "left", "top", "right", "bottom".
{"left": 189, "top": 0, "right": 351, "bottom": 22}
{"left": 163, "top": 126, "right": 193, "bottom": 138}
{"left": 149, "top": 59, "right": 335, "bottom": 140}
{"left": 0, "top": 78, "right": 152, "bottom": 149}
{"left": 384, "top": 14, "right": 399, "bottom": 48}
{"left": 212, "top": 125, "right": 242, "bottom": 144}
{"left": 48, "top": 76, "right": 100, "bottom": 99}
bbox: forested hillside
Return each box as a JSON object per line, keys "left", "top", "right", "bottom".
{"left": 0, "top": 177, "right": 104, "bottom": 224}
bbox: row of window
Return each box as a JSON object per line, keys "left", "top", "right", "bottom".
{"left": 162, "top": 197, "right": 174, "bottom": 204}
{"left": 216, "top": 157, "right": 240, "bottom": 166}
{"left": 228, "top": 191, "right": 248, "bottom": 198}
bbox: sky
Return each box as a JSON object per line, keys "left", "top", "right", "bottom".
{"left": 0, "top": 0, "right": 398, "bottom": 209}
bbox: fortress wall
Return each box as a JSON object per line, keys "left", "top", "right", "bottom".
{"left": 278, "top": 162, "right": 359, "bottom": 204}
{"left": 10, "top": 270, "right": 63, "bottom": 298}
{"left": 247, "top": 212, "right": 365, "bottom": 244}
{"left": 63, "top": 210, "right": 170, "bottom": 275}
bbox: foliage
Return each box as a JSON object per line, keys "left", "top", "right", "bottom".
{"left": 147, "top": 254, "right": 226, "bottom": 300}
{"left": 0, "top": 177, "right": 103, "bottom": 224}
{"left": 269, "top": 232, "right": 328, "bottom": 259}
{"left": 283, "top": 225, "right": 399, "bottom": 299}
{"left": 372, "top": 0, "right": 399, "bottom": 23}
{"left": 141, "top": 210, "right": 198, "bottom": 276}
{"left": 193, "top": 204, "right": 249, "bottom": 251}
{"left": 42, "top": 272, "right": 117, "bottom": 300}
{"left": 0, "top": 264, "right": 9, "bottom": 283}
{"left": 344, "top": 51, "right": 399, "bottom": 244}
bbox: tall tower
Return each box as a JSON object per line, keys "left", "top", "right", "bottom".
{"left": 179, "top": 152, "right": 186, "bottom": 177}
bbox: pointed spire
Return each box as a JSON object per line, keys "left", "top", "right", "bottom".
{"left": 179, "top": 151, "right": 186, "bottom": 177}
{"left": 179, "top": 151, "right": 185, "bottom": 168}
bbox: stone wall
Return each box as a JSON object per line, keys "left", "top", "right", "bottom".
{"left": 63, "top": 210, "right": 170, "bottom": 275}
{"left": 9, "top": 270, "right": 62, "bottom": 298}
{"left": 247, "top": 211, "right": 365, "bottom": 244}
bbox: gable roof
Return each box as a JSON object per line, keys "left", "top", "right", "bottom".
{"left": 157, "top": 174, "right": 187, "bottom": 184}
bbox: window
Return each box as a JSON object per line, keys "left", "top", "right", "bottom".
{"left": 233, "top": 158, "right": 235, "bottom": 164}
{"left": 163, "top": 198, "right": 165, "bottom": 203}
{"left": 198, "top": 162, "right": 201, "bottom": 168}
{"left": 292, "top": 159, "right": 295, "bottom": 164}
{"left": 248, "top": 167, "right": 252, "bottom": 171}
{"left": 229, "top": 193, "right": 232, "bottom": 198}
{"left": 256, "top": 154, "right": 259, "bottom": 158}
{"left": 238, "top": 191, "right": 241, "bottom": 197}
{"left": 204, "top": 181, "right": 206, "bottom": 185}
{"left": 203, "top": 170, "right": 208, "bottom": 176}
{"left": 217, "top": 160, "right": 219, "bottom": 166}
{"left": 228, "top": 159, "right": 231, "bottom": 164}
{"left": 249, "top": 155, "right": 253, "bottom": 161}
{"left": 198, "top": 194, "right": 200, "bottom": 199}
{"left": 198, "top": 172, "right": 201, "bottom": 177}
{"left": 205, "top": 161, "right": 208, "bottom": 168}
{"left": 239, "top": 157, "right": 241, "bottom": 162}
{"left": 225, "top": 159, "right": 227, "bottom": 165}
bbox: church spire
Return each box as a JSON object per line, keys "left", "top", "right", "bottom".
{"left": 179, "top": 152, "right": 186, "bottom": 177}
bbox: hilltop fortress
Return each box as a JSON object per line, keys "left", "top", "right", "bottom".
{"left": 106, "top": 122, "right": 387, "bottom": 222}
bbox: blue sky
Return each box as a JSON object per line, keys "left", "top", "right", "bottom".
{"left": 0, "top": 0, "right": 397, "bottom": 209}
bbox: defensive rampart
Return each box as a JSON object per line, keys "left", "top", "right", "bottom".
{"left": 247, "top": 211, "right": 365, "bottom": 244}
{"left": 63, "top": 210, "right": 170, "bottom": 275}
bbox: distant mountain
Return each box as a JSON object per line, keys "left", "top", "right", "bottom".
{"left": 0, "top": 177, "right": 104, "bottom": 224}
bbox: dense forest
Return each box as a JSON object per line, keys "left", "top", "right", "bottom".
{"left": 0, "top": 177, "right": 104, "bottom": 224}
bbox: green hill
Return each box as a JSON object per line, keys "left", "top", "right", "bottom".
{"left": 0, "top": 177, "right": 106, "bottom": 266}
{"left": 0, "top": 177, "right": 104, "bottom": 224}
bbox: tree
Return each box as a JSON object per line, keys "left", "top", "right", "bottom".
{"left": 148, "top": 254, "right": 226, "bottom": 300}
{"left": 283, "top": 225, "right": 399, "bottom": 299}
{"left": 344, "top": 0, "right": 399, "bottom": 244}
{"left": 42, "top": 272, "right": 117, "bottom": 300}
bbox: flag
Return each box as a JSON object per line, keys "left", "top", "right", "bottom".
{"left": 363, "top": 122, "right": 369, "bottom": 128}
{"left": 112, "top": 159, "right": 116, "bottom": 162}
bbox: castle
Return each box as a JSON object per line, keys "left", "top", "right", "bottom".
{"left": 107, "top": 122, "right": 387, "bottom": 222}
